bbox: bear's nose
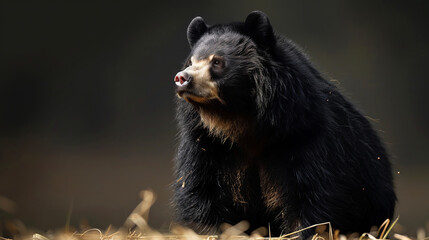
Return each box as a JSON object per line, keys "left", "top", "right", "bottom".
{"left": 174, "top": 71, "right": 192, "bottom": 87}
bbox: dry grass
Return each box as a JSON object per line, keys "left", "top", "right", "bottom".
{"left": 0, "top": 190, "right": 426, "bottom": 240}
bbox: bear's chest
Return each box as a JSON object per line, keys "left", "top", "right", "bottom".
{"left": 214, "top": 158, "right": 288, "bottom": 229}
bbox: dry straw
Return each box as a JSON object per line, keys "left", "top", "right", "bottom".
{"left": 0, "top": 190, "right": 425, "bottom": 240}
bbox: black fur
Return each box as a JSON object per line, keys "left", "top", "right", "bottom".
{"left": 173, "top": 11, "right": 396, "bottom": 238}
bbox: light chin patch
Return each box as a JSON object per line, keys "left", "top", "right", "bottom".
{"left": 182, "top": 93, "right": 208, "bottom": 104}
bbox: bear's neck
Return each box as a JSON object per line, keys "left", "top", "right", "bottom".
{"left": 198, "top": 108, "right": 266, "bottom": 158}
{"left": 198, "top": 107, "right": 252, "bottom": 144}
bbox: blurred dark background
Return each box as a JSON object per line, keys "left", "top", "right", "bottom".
{"left": 1, "top": 0, "right": 428, "bottom": 235}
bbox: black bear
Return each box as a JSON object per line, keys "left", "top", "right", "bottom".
{"left": 172, "top": 11, "right": 396, "bottom": 238}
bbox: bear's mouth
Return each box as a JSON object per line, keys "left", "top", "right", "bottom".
{"left": 178, "top": 90, "right": 208, "bottom": 104}
{"left": 177, "top": 88, "right": 225, "bottom": 105}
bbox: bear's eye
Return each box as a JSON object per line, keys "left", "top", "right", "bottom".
{"left": 211, "top": 57, "right": 225, "bottom": 69}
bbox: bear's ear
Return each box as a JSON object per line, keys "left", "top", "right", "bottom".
{"left": 187, "top": 16, "right": 208, "bottom": 48}
{"left": 245, "top": 11, "right": 275, "bottom": 48}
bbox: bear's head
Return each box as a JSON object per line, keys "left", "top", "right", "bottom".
{"left": 174, "top": 11, "right": 277, "bottom": 143}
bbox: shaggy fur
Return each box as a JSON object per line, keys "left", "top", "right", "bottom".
{"left": 172, "top": 11, "right": 396, "bottom": 238}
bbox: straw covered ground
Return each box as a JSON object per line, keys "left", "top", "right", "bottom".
{"left": 0, "top": 191, "right": 426, "bottom": 240}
